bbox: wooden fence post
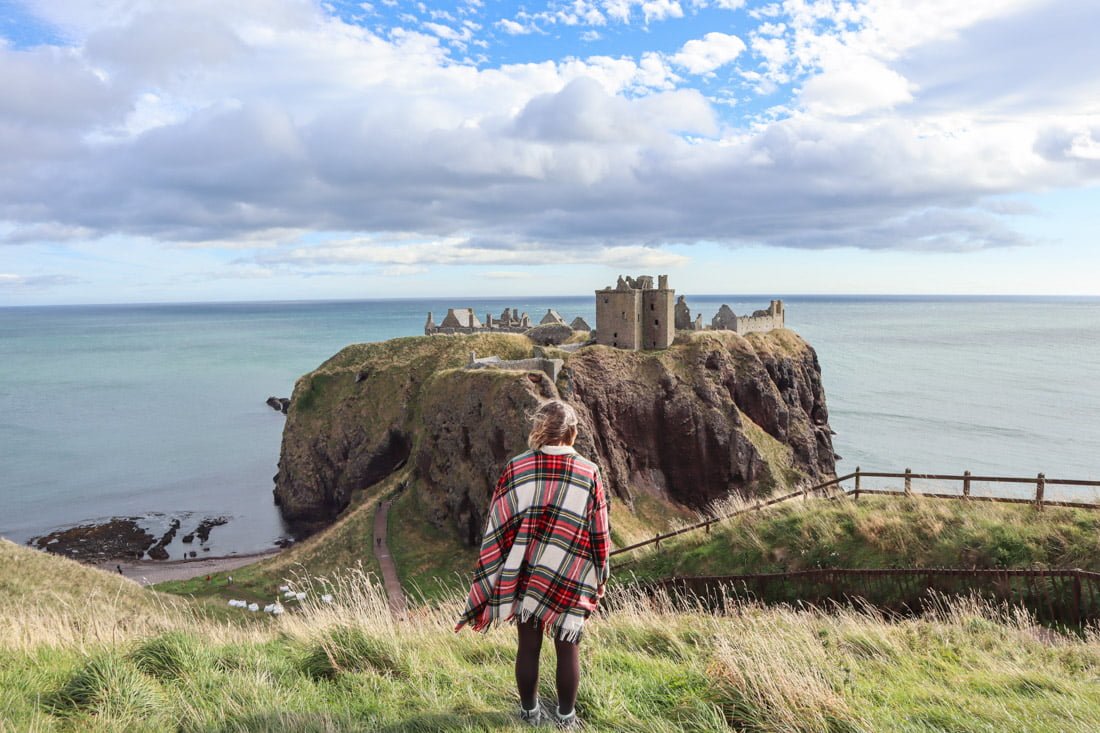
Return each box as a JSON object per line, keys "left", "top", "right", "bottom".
{"left": 854, "top": 466, "right": 861, "bottom": 500}
{"left": 1035, "top": 473, "right": 1045, "bottom": 510}
{"left": 1073, "top": 570, "right": 1082, "bottom": 627}
{"left": 904, "top": 468, "right": 912, "bottom": 497}
{"left": 963, "top": 470, "right": 971, "bottom": 498}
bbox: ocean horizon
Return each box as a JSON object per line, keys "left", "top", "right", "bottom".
{"left": 3, "top": 293, "right": 1098, "bottom": 559}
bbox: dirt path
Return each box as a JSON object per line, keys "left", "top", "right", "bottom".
{"left": 98, "top": 549, "right": 282, "bottom": 586}
{"left": 373, "top": 499, "right": 408, "bottom": 618}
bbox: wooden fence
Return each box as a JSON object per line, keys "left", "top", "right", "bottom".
{"left": 850, "top": 468, "right": 1100, "bottom": 509}
{"left": 646, "top": 568, "right": 1100, "bottom": 626}
{"left": 610, "top": 468, "right": 1100, "bottom": 560}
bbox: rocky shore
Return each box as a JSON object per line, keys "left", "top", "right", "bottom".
{"left": 29, "top": 513, "right": 232, "bottom": 562}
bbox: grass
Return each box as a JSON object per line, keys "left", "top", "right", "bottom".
{"left": 608, "top": 490, "right": 701, "bottom": 549}
{"left": 621, "top": 495, "right": 1100, "bottom": 581}
{"left": 737, "top": 408, "right": 805, "bottom": 494}
{"left": 4, "top": 542, "right": 1100, "bottom": 732}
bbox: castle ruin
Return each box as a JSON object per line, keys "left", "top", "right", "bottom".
{"left": 425, "top": 276, "right": 784, "bottom": 346}
{"left": 425, "top": 306, "right": 533, "bottom": 336}
{"left": 596, "top": 275, "right": 785, "bottom": 350}
{"left": 685, "top": 298, "right": 785, "bottom": 335}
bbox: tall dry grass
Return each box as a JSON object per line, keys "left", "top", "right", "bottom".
{"left": 6, "top": 552, "right": 1100, "bottom": 731}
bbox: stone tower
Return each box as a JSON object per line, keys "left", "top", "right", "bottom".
{"left": 595, "top": 274, "right": 675, "bottom": 350}
{"left": 770, "top": 300, "right": 785, "bottom": 328}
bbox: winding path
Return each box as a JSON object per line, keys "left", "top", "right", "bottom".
{"left": 373, "top": 499, "right": 408, "bottom": 619}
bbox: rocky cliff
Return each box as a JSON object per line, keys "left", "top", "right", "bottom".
{"left": 273, "top": 330, "right": 836, "bottom": 545}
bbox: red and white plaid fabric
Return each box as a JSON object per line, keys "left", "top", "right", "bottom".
{"left": 454, "top": 445, "right": 610, "bottom": 641}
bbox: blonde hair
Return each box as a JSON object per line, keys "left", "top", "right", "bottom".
{"left": 528, "top": 399, "right": 579, "bottom": 450}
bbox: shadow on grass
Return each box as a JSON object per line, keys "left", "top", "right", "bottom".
{"left": 211, "top": 711, "right": 522, "bottom": 732}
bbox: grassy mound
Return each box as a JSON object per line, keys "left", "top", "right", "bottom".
{"left": 0, "top": 539, "right": 188, "bottom": 650}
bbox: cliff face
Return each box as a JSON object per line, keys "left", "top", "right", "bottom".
{"left": 273, "top": 330, "right": 836, "bottom": 544}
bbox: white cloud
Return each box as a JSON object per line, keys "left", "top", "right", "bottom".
{"left": 422, "top": 21, "right": 474, "bottom": 45}
{"left": 484, "top": 270, "right": 535, "bottom": 279}
{"left": 747, "top": 33, "right": 790, "bottom": 87}
{"left": 1, "top": 0, "right": 1099, "bottom": 277}
{"left": 2, "top": 223, "right": 95, "bottom": 245}
{"left": 640, "top": 0, "right": 682, "bottom": 24}
{"left": 496, "top": 18, "right": 533, "bottom": 35}
{"left": 672, "top": 32, "right": 746, "bottom": 75}
{"left": 381, "top": 264, "right": 428, "bottom": 276}
{"left": 255, "top": 236, "right": 689, "bottom": 270}
{"left": 0, "top": 273, "right": 81, "bottom": 288}
{"left": 800, "top": 50, "right": 915, "bottom": 117}
{"left": 598, "top": 0, "right": 681, "bottom": 24}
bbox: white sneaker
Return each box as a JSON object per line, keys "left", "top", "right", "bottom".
{"left": 552, "top": 708, "right": 581, "bottom": 729}
{"left": 518, "top": 704, "right": 542, "bottom": 727}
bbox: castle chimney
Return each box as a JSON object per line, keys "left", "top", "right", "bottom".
{"left": 658, "top": 274, "right": 668, "bottom": 290}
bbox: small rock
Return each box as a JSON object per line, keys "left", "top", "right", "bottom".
{"left": 266, "top": 397, "right": 291, "bottom": 414}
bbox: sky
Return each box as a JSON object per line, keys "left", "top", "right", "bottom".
{"left": 1, "top": 0, "right": 1098, "bottom": 304}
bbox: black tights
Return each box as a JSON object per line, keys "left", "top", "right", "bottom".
{"left": 515, "top": 619, "right": 580, "bottom": 715}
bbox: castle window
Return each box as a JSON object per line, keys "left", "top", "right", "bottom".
{"left": 613, "top": 332, "right": 618, "bottom": 338}
{"left": 650, "top": 303, "right": 654, "bottom": 310}
{"left": 655, "top": 319, "right": 659, "bottom": 325}
{"left": 603, "top": 298, "right": 609, "bottom": 304}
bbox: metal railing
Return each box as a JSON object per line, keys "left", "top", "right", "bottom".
{"left": 645, "top": 568, "right": 1100, "bottom": 626}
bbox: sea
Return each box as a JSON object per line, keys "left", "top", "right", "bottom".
{"left": 2, "top": 295, "right": 1099, "bottom": 558}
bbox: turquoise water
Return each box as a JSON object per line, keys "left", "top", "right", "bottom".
{"left": 1, "top": 296, "right": 1098, "bottom": 557}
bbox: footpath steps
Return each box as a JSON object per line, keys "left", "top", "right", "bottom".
{"left": 372, "top": 499, "right": 408, "bottom": 619}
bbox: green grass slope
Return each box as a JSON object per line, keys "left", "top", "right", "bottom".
{"left": 5, "top": 546, "right": 1100, "bottom": 733}
{"left": 622, "top": 495, "right": 1100, "bottom": 580}
{"left": 0, "top": 539, "right": 188, "bottom": 650}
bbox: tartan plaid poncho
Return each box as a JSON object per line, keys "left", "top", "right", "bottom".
{"left": 454, "top": 445, "right": 610, "bottom": 642}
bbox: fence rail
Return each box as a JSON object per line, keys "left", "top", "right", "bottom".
{"left": 610, "top": 468, "right": 1100, "bottom": 559}
{"left": 644, "top": 568, "right": 1100, "bottom": 626}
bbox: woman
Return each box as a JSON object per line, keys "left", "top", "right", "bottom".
{"left": 455, "top": 399, "right": 610, "bottom": 728}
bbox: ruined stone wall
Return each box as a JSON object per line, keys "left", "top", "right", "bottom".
{"left": 734, "top": 301, "right": 784, "bottom": 335}
{"left": 428, "top": 325, "right": 531, "bottom": 336}
{"left": 734, "top": 314, "right": 782, "bottom": 334}
{"left": 467, "top": 356, "right": 564, "bottom": 382}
